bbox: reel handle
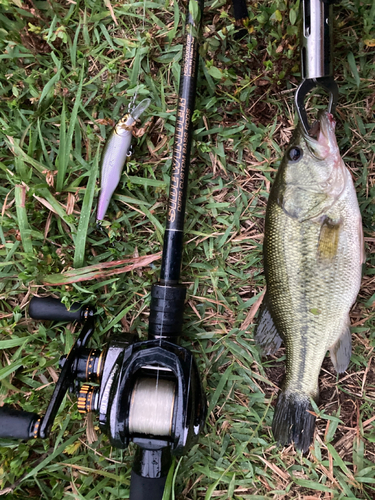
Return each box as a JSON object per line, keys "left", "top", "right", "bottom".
{"left": 0, "top": 407, "right": 40, "bottom": 440}
{"left": 29, "top": 297, "right": 92, "bottom": 323}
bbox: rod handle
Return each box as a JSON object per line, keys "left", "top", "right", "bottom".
{"left": 129, "top": 471, "right": 167, "bottom": 500}
{"left": 29, "top": 297, "right": 90, "bottom": 322}
{"left": 0, "top": 407, "right": 41, "bottom": 440}
{"left": 148, "top": 284, "right": 186, "bottom": 340}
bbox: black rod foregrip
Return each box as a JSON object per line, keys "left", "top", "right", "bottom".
{"left": 29, "top": 297, "right": 89, "bottom": 322}
{"left": 130, "top": 447, "right": 171, "bottom": 500}
{"left": 129, "top": 472, "right": 167, "bottom": 500}
{"left": 148, "top": 283, "right": 186, "bottom": 340}
{"left": 0, "top": 407, "right": 41, "bottom": 440}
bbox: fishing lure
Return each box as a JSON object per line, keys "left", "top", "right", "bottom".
{"left": 97, "top": 98, "right": 151, "bottom": 221}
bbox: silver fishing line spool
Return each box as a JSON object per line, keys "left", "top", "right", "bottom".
{"left": 128, "top": 378, "right": 176, "bottom": 437}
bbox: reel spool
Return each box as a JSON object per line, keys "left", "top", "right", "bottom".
{"left": 129, "top": 378, "right": 176, "bottom": 437}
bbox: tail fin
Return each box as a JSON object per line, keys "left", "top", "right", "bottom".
{"left": 272, "top": 391, "right": 316, "bottom": 453}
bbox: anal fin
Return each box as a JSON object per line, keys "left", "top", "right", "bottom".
{"left": 329, "top": 325, "right": 352, "bottom": 373}
{"left": 254, "top": 295, "right": 283, "bottom": 356}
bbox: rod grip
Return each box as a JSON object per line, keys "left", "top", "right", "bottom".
{"left": 29, "top": 297, "right": 87, "bottom": 322}
{"left": 148, "top": 284, "right": 186, "bottom": 340}
{"left": 0, "top": 407, "right": 40, "bottom": 440}
{"left": 129, "top": 471, "right": 167, "bottom": 500}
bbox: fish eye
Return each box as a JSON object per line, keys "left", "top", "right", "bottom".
{"left": 287, "top": 146, "right": 303, "bottom": 162}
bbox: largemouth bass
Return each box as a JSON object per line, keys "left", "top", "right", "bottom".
{"left": 255, "top": 111, "right": 364, "bottom": 452}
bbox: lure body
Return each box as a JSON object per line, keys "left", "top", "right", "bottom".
{"left": 97, "top": 99, "right": 150, "bottom": 221}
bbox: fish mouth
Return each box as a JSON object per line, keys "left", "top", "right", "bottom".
{"left": 303, "top": 111, "right": 337, "bottom": 160}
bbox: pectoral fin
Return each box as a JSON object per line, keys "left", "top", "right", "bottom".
{"left": 254, "top": 295, "right": 283, "bottom": 355}
{"left": 318, "top": 217, "right": 341, "bottom": 261}
{"left": 358, "top": 218, "right": 366, "bottom": 265}
{"left": 329, "top": 324, "right": 352, "bottom": 373}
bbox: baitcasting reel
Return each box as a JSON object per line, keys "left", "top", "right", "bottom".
{"left": 0, "top": 294, "right": 206, "bottom": 497}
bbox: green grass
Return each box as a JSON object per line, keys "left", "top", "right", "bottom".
{"left": 0, "top": 0, "right": 375, "bottom": 498}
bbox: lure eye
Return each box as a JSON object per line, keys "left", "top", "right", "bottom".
{"left": 288, "top": 146, "right": 303, "bottom": 162}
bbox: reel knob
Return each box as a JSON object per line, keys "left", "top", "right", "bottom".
{"left": 77, "top": 385, "right": 99, "bottom": 414}
{"left": 76, "top": 349, "right": 105, "bottom": 383}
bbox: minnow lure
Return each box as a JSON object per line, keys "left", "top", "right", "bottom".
{"left": 97, "top": 98, "right": 151, "bottom": 221}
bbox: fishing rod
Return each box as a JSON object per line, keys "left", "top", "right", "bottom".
{"left": 0, "top": 1, "right": 206, "bottom": 498}
{"left": 295, "top": 0, "right": 339, "bottom": 134}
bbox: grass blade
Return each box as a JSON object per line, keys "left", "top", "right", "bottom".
{"left": 38, "top": 62, "right": 61, "bottom": 106}
{"left": 348, "top": 52, "right": 360, "bottom": 87}
{"left": 15, "top": 185, "right": 33, "bottom": 254}
{"left": 6, "top": 136, "right": 45, "bottom": 174}
{"left": 34, "top": 187, "right": 75, "bottom": 232}
{"left": 206, "top": 364, "right": 233, "bottom": 416}
{"left": 21, "top": 434, "right": 82, "bottom": 482}
{"left": 56, "top": 69, "right": 84, "bottom": 192}
{"left": 0, "top": 337, "right": 32, "bottom": 349}
{"left": 0, "top": 360, "right": 24, "bottom": 381}
{"left": 43, "top": 252, "right": 161, "bottom": 284}
{"left": 73, "top": 146, "right": 99, "bottom": 268}
{"left": 56, "top": 100, "right": 67, "bottom": 192}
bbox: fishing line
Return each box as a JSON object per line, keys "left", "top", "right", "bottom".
{"left": 125, "top": 0, "right": 147, "bottom": 158}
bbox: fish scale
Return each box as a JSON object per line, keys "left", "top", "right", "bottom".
{"left": 255, "top": 112, "right": 363, "bottom": 452}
